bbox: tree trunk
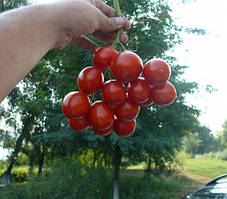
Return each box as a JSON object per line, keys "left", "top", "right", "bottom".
{"left": 1, "top": 115, "right": 34, "bottom": 186}
{"left": 38, "top": 144, "right": 45, "bottom": 178}
{"left": 145, "top": 153, "right": 152, "bottom": 175}
{"left": 29, "top": 152, "right": 34, "bottom": 176}
{"left": 92, "top": 150, "right": 97, "bottom": 168}
{"left": 112, "top": 145, "right": 122, "bottom": 199}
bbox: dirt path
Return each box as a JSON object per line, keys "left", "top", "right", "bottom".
{"left": 180, "top": 169, "right": 212, "bottom": 184}
{"left": 172, "top": 170, "right": 212, "bottom": 199}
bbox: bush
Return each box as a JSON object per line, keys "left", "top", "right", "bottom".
{"left": 0, "top": 167, "right": 39, "bottom": 183}
{"left": 11, "top": 168, "right": 28, "bottom": 182}
{"left": 218, "top": 149, "right": 227, "bottom": 161}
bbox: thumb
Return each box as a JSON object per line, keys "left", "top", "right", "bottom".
{"left": 99, "top": 16, "right": 125, "bottom": 32}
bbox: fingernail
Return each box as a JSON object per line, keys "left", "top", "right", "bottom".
{"left": 120, "top": 33, "right": 128, "bottom": 43}
{"left": 114, "top": 17, "right": 125, "bottom": 26}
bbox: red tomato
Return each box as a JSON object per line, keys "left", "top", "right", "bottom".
{"left": 77, "top": 66, "right": 104, "bottom": 94}
{"left": 93, "top": 123, "right": 113, "bottom": 136}
{"left": 93, "top": 47, "right": 118, "bottom": 70}
{"left": 114, "top": 119, "right": 136, "bottom": 137}
{"left": 143, "top": 58, "right": 171, "bottom": 87}
{"left": 62, "top": 91, "right": 90, "bottom": 119}
{"left": 114, "top": 97, "right": 140, "bottom": 121}
{"left": 102, "top": 80, "right": 126, "bottom": 105}
{"left": 151, "top": 81, "right": 176, "bottom": 106}
{"left": 128, "top": 77, "right": 150, "bottom": 105}
{"left": 110, "top": 51, "right": 143, "bottom": 82}
{"left": 141, "top": 85, "right": 153, "bottom": 107}
{"left": 68, "top": 115, "right": 89, "bottom": 131}
{"left": 88, "top": 101, "right": 114, "bottom": 130}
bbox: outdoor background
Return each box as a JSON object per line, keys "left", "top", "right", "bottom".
{"left": 0, "top": 0, "right": 227, "bottom": 199}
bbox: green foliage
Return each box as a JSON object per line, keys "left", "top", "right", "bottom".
{"left": 11, "top": 168, "right": 29, "bottom": 183}
{"left": 182, "top": 132, "right": 201, "bottom": 157}
{"left": 0, "top": 166, "right": 38, "bottom": 183}
{"left": 217, "top": 149, "right": 227, "bottom": 161}
{"left": 0, "top": 159, "right": 188, "bottom": 199}
{"left": 0, "top": 0, "right": 28, "bottom": 12}
{"left": 196, "top": 126, "right": 219, "bottom": 154}
{"left": 217, "top": 120, "right": 227, "bottom": 150}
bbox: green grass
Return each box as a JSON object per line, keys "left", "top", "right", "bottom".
{"left": 182, "top": 157, "right": 227, "bottom": 178}
{"left": 1, "top": 156, "right": 225, "bottom": 199}
{"left": 0, "top": 159, "right": 200, "bottom": 199}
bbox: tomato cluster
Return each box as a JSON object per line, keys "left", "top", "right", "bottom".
{"left": 62, "top": 47, "right": 176, "bottom": 137}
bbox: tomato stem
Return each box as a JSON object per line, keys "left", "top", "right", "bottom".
{"left": 112, "top": 0, "right": 126, "bottom": 51}
{"left": 108, "top": 69, "right": 112, "bottom": 80}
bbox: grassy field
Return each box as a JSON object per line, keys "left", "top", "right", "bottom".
{"left": 182, "top": 157, "right": 227, "bottom": 179}
{"left": 127, "top": 156, "right": 227, "bottom": 198}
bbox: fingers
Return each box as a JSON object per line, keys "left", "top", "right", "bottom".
{"left": 94, "top": 0, "right": 131, "bottom": 30}
{"left": 71, "top": 35, "right": 100, "bottom": 53}
{"left": 94, "top": 0, "right": 116, "bottom": 17}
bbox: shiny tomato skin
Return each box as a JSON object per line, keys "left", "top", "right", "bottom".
{"left": 68, "top": 116, "right": 89, "bottom": 131}
{"left": 88, "top": 101, "right": 114, "bottom": 130}
{"left": 77, "top": 66, "right": 104, "bottom": 95}
{"left": 114, "top": 119, "right": 136, "bottom": 137}
{"left": 141, "top": 85, "right": 153, "bottom": 107}
{"left": 151, "top": 81, "right": 176, "bottom": 106}
{"left": 128, "top": 77, "right": 150, "bottom": 105}
{"left": 141, "top": 97, "right": 153, "bottom": 107}
{"left": 143, "top": 58, "right": 171, "bottom": 87}
{"left": 93, "top": 123, "right": 113, "bottom": 136}
{"left": 93, "top": 47, "right": 118, "bottom": 70}
{"left": 114, "top": 97, "right": 140, "bottom": 121}
{"left": 102, "top": 80, "right": 126, "bottom": 105}
{"left": 62, "top": 91, "right": 90, "bottom": 119}
{"left": 110, "top": 51, "right": 143, "bottom": 82}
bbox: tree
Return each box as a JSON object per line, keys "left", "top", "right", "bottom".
{"left": 0, "top": 0, "right": 204, "bottom": 197}
{"left": 196, "top": 126, "right": 219, "bottom": 154}
{"left": 217, "top": 120, "right": 227, "bottom": 150}
{"left": 182, "top": 132, "right": 201, "bottom": 157}
{"left": 0, "top": 0, "right": 31, "bottom": 185}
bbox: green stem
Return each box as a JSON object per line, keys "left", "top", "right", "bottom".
{"left": 112, "top": 0, "right": 126, "bottom": 51}
{"left": 113, "top": 0, "right": 121, "bottom": 16}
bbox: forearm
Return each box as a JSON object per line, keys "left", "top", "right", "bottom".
{"left": 0, "top": 4, "right": 62, "bottom": 103}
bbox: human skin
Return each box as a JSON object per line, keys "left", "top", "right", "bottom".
{"left": 0, "top": 0, "right": 130, "bottom": 103}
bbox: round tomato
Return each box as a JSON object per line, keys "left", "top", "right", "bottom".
{"left": 68, "top": 115, "right": 89, "bottom": 131}
{"left": 62, "top": 91, "right": 90, "bottom": 119}
{"left": 77, "top": 66, "right": 104, "bottom": 94}
{"left": 88, "top": 101, "right": 114, "bottom": 130}
{"left": 93, "top": 123, "right": 113, "bottom": 136}
{"left": 93, "top": 47, "right": 118, "bottom": 70}
{"left": 114, "top": 119, "right": 136, "bottom": 137}
{"left": 110, "top": 51, "right": 143, "bottom": 82}
{"left": 114, "top": 97, "right": 140, "bottom": 121}
{"left": 128, "top": 77, "right": 150, "bottom": 105}
{"left": 151, "top": 81, "right": 176, "bottom": 106}
{"left": 143, "top": 58, "right": 170, "bottom": 87}
{"left": 102, "top": 80, "right": 126, "bottom": 105}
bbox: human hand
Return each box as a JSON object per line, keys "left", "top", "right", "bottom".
{"left": 52, "top": 0, "right": 131, "bottom": 52}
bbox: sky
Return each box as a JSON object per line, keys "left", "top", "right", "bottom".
{"left": 168, "top": 0, "right": 227, "bottom": 134}
{"left": 1, "top": 0, "right": 227, "bottom": 159}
